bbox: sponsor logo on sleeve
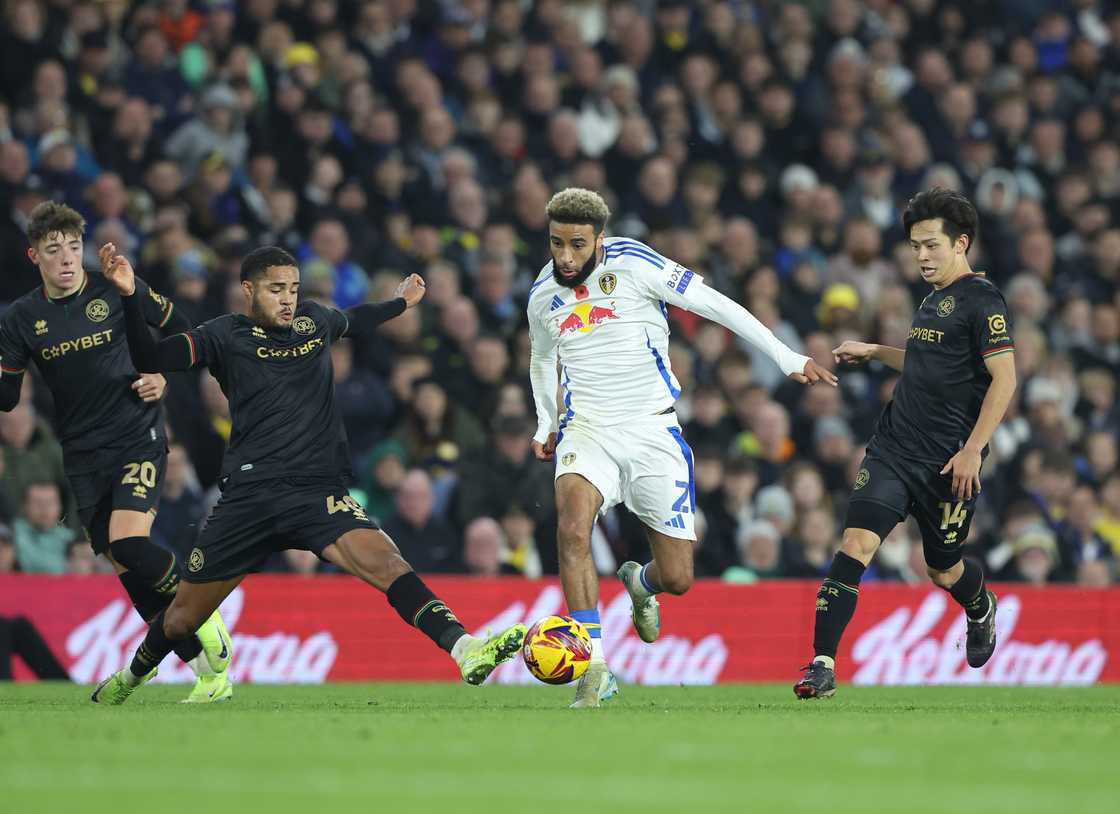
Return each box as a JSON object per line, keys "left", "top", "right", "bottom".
{"left": 666, "top": 265, "right": 694, "bottom": 295}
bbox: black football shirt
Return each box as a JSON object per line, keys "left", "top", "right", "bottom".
{"left": 0, "top": 272, "right": 177, "bottom": 472}
{"left": 869, "top": 273, "right": 1015, "bottom": 466}
{"left": 183, "top": 301, "right": 358, "bottom": 485}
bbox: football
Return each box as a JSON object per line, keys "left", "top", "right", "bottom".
{"left": 522, "top": 615, "right": 593, "bottom": 685}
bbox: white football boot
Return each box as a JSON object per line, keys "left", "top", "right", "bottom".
{"left": 617, "top": 561, "right": 661, "bottom": 643}
{"left": 569, "top": 661, "right": 619, "bottom": 709}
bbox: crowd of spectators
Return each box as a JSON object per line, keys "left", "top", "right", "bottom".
{"left": 1, "top": 0, "right": 1118, "bottom": 589}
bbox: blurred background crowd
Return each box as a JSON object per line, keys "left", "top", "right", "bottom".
{"left": 0, "top": 0, "right": 1118, "bottom": 589}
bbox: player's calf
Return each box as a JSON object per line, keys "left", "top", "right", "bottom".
{"left": 793, "top": 524, "right": 878, "bottom": 699}
{"left": 931, "top": 557, "right": 997, "bottom": 668}
{"left": 330, "top": 530, "right": 524, "bottom": 683}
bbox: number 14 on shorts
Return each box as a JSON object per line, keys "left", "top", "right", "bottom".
{"left": 939, "top": 500, "right": 968, "bottom": 530}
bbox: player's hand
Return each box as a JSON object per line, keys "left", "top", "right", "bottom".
{"left": 941, "top": 446, "right": 983, "bottom": 501}
{"left": 396, "top": 273, "right": 426, "bottom": 308}
{"left": 99, "top": 242, "right": 136, "bottom": 296}
{"left": 789, "top": 358, "right": 838, "bottom": 387}
{"left": 532, "top": 432, "right": 557, "bottom": 462}
{"left": 832, "top": 340, "right": 876, "bottom": 366}
{"left": 132, "top": 373, "right": 166, "bottom": 403}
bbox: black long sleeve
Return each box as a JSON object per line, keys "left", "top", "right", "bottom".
{"left": 122, "top": 290, "right": 196, "bottom": 372}
{"left": 343, "top": 298, "right": 407, "bottom": 340}
{"left": 160, "top": 305, "right": 193, "bottom": 335}
{"left": 0, "top": 374, "right": 20, "bottom": 411}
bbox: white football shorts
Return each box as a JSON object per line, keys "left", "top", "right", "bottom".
{"left": 553, "top": 411, "right": 696, "bottom": 541}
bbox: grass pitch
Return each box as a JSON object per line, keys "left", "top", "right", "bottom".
{"left": 2, "top": 683, "right": 1116, "bottom": 814}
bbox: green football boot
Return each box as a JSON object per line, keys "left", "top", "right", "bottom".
{"left": 456, "top": 624, "right": 527, "bottom": 685}
{"left": 181, "top": 672, "right": 234, "bottom": 704}
{"left": 195, "top": 608, "right": 233, "bottom": 673}
{"left": 90, "top": 667, "right": 157, "bottom": 705}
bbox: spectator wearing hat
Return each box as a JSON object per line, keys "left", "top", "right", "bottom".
{"left": 34, "top": 129, "right": 91, "bottom": 206}
{"left": 725, "top": 519, "right": 784, "bottom": 583}
{"left": 1006, "top": 523, "right": 1060, "bottom": 585}
{"left": 165, "top": 83, "right": 248, "bottom": 179}
{"left": 817, "top": 283, "right": 862, "bottom": 333}
{"left": 754, "top": 484, "right": 796, "bottom": 541}
{"left": 1023, "top": 377, "right": 1077, "bottom": 450}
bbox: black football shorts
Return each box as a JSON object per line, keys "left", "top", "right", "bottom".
{"left": 182, "top": 476, "right": 379, "bottom": 582}
{"left": 843, "top": 450, "right": 978, "bottom": 571}
{"left": 70, "top": 439, "right": 168, "bottom": 555}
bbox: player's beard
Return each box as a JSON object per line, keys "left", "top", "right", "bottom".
{"left": 551, "top": 249, "right": 599, "bottom": 289}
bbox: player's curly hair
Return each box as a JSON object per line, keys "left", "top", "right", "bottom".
{"left": 240, "top": 245, "right": 298, "bottom": 282}
{"left": 546, "top": 188, "right": 611, "bottom": 235}
{"left": 27, "top": 202, "right": 86, "bottom": 246}
{"left": 902, "top": 187, "right": 978, "bottom": 252}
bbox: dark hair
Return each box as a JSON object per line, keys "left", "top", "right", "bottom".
{"left": 902, "top": 187, "right": 978, "bottom": 251}
{"left": 27, "top": 201, "right": 86, "bottom": 246}
{"left": 240, "top": 246, "right": 298, "bottom": 282}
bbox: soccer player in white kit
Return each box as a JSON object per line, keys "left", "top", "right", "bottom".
{"left": 528, "top": 189, "right": 838, "bottom": 707}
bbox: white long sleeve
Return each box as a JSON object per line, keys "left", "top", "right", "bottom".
{"left": 669, "top": 279, "right": 809, "bottom": 377}
{"left": 528, "top": 313, "right": 560, "bottom": 443}
{"left": 524, "top": 238, "right": 811, "bottom": 430}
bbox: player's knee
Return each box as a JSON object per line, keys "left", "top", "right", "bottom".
{"left": 162, "top": 604, "right": 205, "bottom": 640}
{"left": 556, "top": 514, "right": 591, "bottom": 551}
{"left": 840, "top": 529, "right": 879, "bottom": 563}
{"left": 926, "top": 566, "right": 958, "bottom": 589}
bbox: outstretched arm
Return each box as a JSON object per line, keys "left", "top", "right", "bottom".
{"left": 674, "top": 280, "right": 838, "bottom": 386}
{"left": 0, "top": 372, "right": 21, "bottom": 411}
{"left": 101, "top": 243, "right": 198, "bottom": 373}
{"left": 338, "top": 274, "right": 423, "bottom": 340}
{"left": 833, "top": 341, "right": 905, "bottom": 373}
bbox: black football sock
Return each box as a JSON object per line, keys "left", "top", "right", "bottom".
{"left": 129, "top": 610, "right": 202, "bottom": 678}
{"left": 114, "top": 544, "right": 206, "bottom": 666}
{"left": 946, "top": 557, "right": 991, "bottom": 621}
{"left": 386, "top": 571, "right": 467, "bottom": 653}
{"left": 813, "top": 552, "right": 867, "bottom": 662}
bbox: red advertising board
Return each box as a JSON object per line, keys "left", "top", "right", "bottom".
{"left": 2, "top": 575, "right": 1118, "bottom": 685}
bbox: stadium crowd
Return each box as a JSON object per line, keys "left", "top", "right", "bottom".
{"left": 0, "top": 0, "right": 1118, "bottom": 588}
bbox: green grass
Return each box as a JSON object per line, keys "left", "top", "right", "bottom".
{"left": 2, "top": 683, "right": 1118, "bottom": 814}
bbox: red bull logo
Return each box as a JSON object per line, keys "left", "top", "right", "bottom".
{"left": 558, "top": 302, "right": 619, "bottom": 337}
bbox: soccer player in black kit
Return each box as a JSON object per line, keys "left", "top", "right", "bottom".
{"left": 0, "top": 203, "right": 233, "bottom": 702}
{"left": 91, "top": 244, "right": 526, "bottom": 704}
{"left": 795, "top": 189, "right": 1017, "bottom": 699}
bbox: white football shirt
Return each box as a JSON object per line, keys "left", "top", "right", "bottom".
{"left": 528, "top": 238, "right": 809, "bottom": 443}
